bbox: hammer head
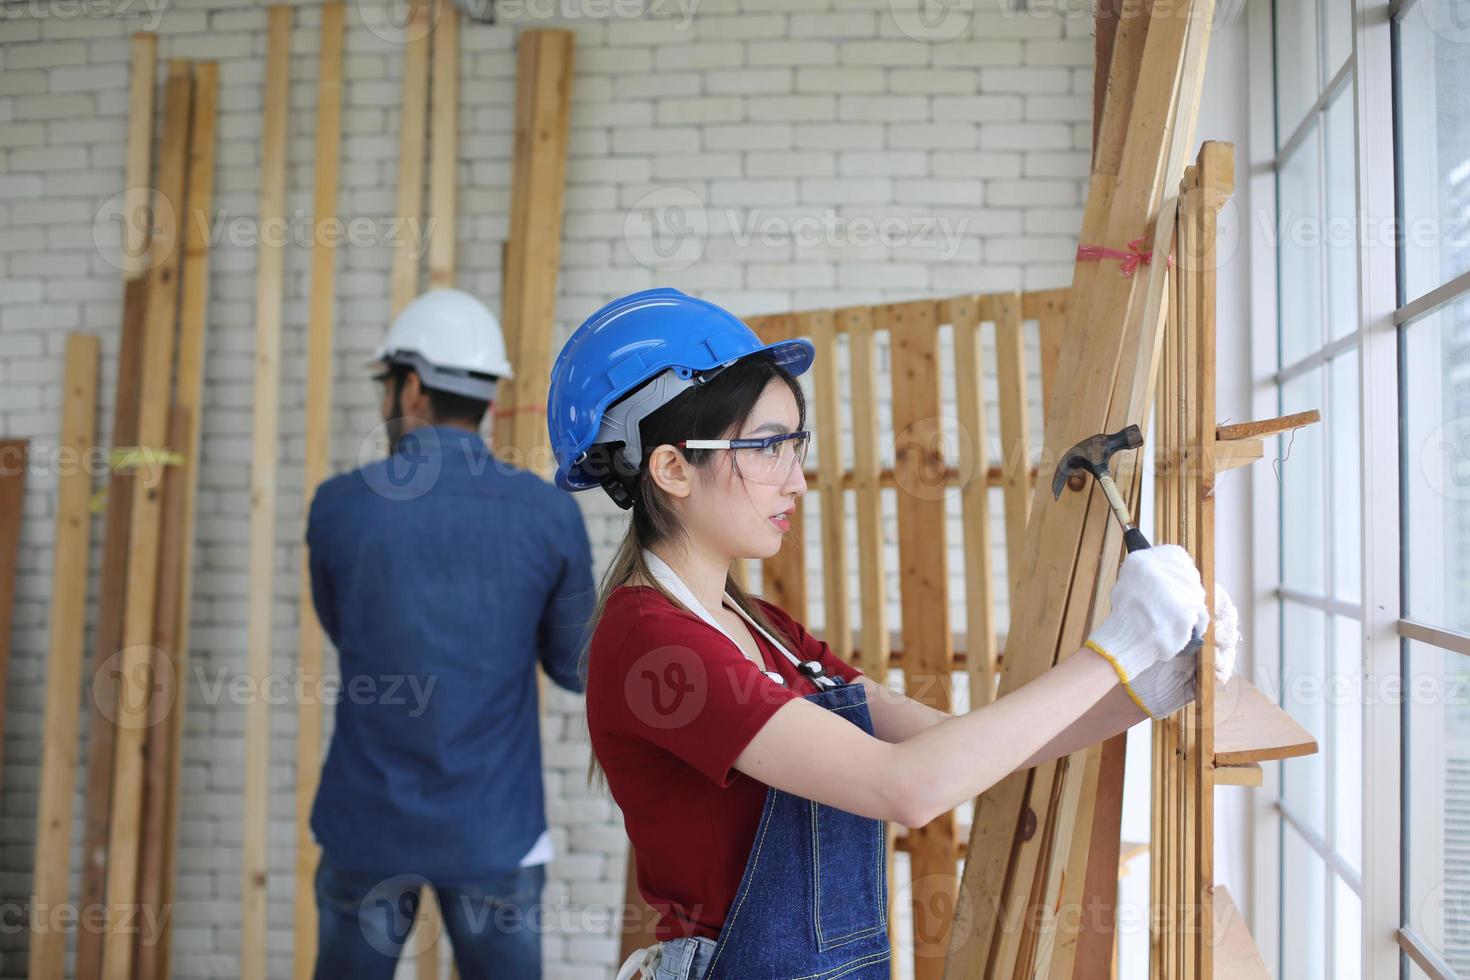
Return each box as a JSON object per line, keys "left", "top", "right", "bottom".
{"left": 1050, "top": 424, "right": 1144, "bottom": 499}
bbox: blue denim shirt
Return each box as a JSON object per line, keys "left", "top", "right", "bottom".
{"left": 306, "top": 425, "right": 594, "bottom": 881}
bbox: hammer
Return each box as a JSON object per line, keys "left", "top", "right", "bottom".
{"left": 1052, "top": 424, "right": 1204, "bottom": 651}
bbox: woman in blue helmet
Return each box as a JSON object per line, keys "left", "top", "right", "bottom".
{"left": 546, "top": 289, "right": 1222, "bottom": 980}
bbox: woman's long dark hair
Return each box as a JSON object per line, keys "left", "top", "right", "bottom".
{"left": 582, "top": 353, "right": 808, "bottom": 782}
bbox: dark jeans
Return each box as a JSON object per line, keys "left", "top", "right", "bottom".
{"left": 313, "top": 854, "right": 545, "bottom": 980}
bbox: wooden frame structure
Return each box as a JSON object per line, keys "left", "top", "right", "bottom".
{"left": 1152, "top": 146, "right": 1320, "bottom": 978}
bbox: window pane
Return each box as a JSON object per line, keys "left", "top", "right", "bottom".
{"left": 1280, "top": 128, "right": 1326, "bottom": 368}
{"left": 1282, "top": 601, "right": 1327, "bottom": 836}
{"left": 1334, "top": 875, "right": 1361, "bottom": 977}
{"left": 1403, "top": 292, "right": 1470, "bottom": 632}
{"left": 1330, "top": 615, "right": 1361, "bottom": 874}
{"left": 1397, "top": 0, "right": 1470, "bottom": 299}
{"left": 1330, "top": 351, "right": 1361, "bottom": 603}
{"left": 1321, "top": 0, "right": 1351, "bottom": 83}
{"left": 1282, "top": 369, "right": 1327, "bottom": 595}
{"left": 1403, "top": 640, "right": 1470, "bottom": 973}
{"left": 1277, "top": 0, "right": 1322, "bottom": 142}
{"left": 1282, "top": 826, "right": 1327, "bottom": 980}
{"left": 1324, "top": 90, "right": 1357, "bottom": 343}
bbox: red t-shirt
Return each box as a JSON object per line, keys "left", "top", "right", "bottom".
{"left": 585, "top": 585, "right": 864, "bottom": 941}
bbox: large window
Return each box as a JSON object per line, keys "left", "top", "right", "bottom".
{"left": 1395, "top": 0, "right": 1470, "bottom": 972}
{"left": 1264, "top": 0, "right": 1470, "bottom": 973}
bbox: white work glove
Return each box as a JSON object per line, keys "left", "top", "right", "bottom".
{"left": 1085, "top": 544, "right": 1209, "bottom": 696}
{"left": 1124, "top": 583, "right": 1240, "bottom": 718}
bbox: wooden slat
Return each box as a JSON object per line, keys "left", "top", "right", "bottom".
{"left": 390, "top": 2, "right": 430, "bottom": 316}
{"left": 751, "top": 314, "right": 807, "bottom": 616}
{"left": 75, "top": 35, "right": 155, "bottom": 974}
{"left": 501, "top": 29, "right": 575, "bottom": 473}
{"left": 1212, "top": 762, "right": 1263, "bottom": 787}
{"left": 76, "top": 278, "right": 149, "bottom": 980}
{"left": 428, "top": 0, "right": 458, "bottom": 289}
{"left": 1212, "top": 675, "right": 1318, "bottom": 765}
{"left": 845, "top": 306, "right": 889, "bottom": 679}
{"left": 133, "top": 404, "right": 191, "bottom": 980}
{"left": 0, "top": 439, "right": 26, "bottom": 781}
{"left": 241, "top": 11, "right": 291, "bottom": 978}
{"left": 950, "top": 296, "right": 996, "bottom": 706}
{"left": 154, "top": 59, "right": 218, "bottom": 980}
{"left": 992, "top": 291, "right": 1030, "bottom": 606}
{"left": 102, "top": 59, "right": 192, "bottom": 980}
{"left": 807, "top": 310, "right": 850, "bottom": 659}
{"left": 1214, "top": 409, "right": 1319, "bottom": 442}
{"left": 29, "top": 338, "right": 99, "bottom": 980}
{"left": 293, "top": 8, "right": 343, "bottom": 976}
{"left": 884, "top": 299, "right": 954, "bottom": 980}
{"left": 1210, "top": 887, "right": 1270, "bottom": 980}
{"left": 949, "top": 0, "right": 1215, "bottom": 966}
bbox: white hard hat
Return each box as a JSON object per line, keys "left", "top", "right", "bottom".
{"left": 372, "top": 288, "right": 515, "bottom": 401}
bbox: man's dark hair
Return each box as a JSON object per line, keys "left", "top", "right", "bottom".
{"left": 386, "top": 363, "right": 490, "bottom": 427}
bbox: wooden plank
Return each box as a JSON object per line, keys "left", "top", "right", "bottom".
{"left": 949, "top": 296, "right": 996, "bottom": 706}
{"left": 1212, "top": 762, "right": 1262, "bottom": 787}
{"left": 391, "top": 1, "right": 430, "bottom": 315}
{"left": 948, "top": 0, "right": 1215, "bottom": 967}
{"left": 122, "top": 34, "right": 157, "bottom": 280}
{"left": 502, "top": 29, "right": 575, "bottom": 473}
{"left": 1210, "top": 887, "right": 1270, "bottom": 980}
{"left": 241, "top": 11, "right": 291, "bottom": 979}
{"left": 807, "top": 310, "right": 850, "bottom": 660}
{"left": 1214, "top": 409, "right": 1319, "bottom": 442}
{"left": 292, "top": 7, "right": 344, "bottom": 976}
{"left": 428, "top": 0, "right": 458, "bottom": 289}
{"left": 753, "top": 315, "right": 807, "bottom": 617}
{"left": 101, "top": 59, "right": 192, "bottom": 980}
{"left": 76, "top": 278, "right": 149, "bottom": 980}
{"left": 132, "top": 404, "right": 190, "bottom": 980}
{"left": 154, "top": 59, "right": 218, "bottom": 980}
{"left": 29, "top": 337, "right": 99, "bottom": 980}
{"left": 845, "top": 306, "right": 889, "bottom": 679}
{"left": 0, "top": 439, "right": 26, "bottom": 781}
{"left": 884, "top": 300, "right": 954, "bottom": 980}
{"left": 1033, "top": 292, "right": 1067, "bottom": 411}
{"left": 1213, "top": 675, "right": 1318, "bottom": 765}
{"left": 992, "top": 291, "right": 1030, "bottom": 607}
{"left": 75, "top": 38, "right": 154, "bottom": 975}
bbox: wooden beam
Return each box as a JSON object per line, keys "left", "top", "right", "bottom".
{"left": 500, "top": 28, "right": 574, "bottom": 474}
{"left": 391, "top": 2, "right": 430, "bottom": 315}
{"left": 1212, "top": 762, "right": 1263, "bottom": 787}
{"left": 885, "top": 299, "right": 954, "bottom": 980}
{"left": 845, "top": 305, "right": 889, "bottom": 680}
{"left": 0, "top": 439, "right": 26, "bottom": 784}
{"left": 29, "top": 337, "right": 99, "bottom": 980}
{"left": 428, "top": 0, "right": 458, "bottom": 289}
{"left": 154, "top": 58, "right": 218, "bottom": 980}
{"left": 133, "top": 404, "right": 191, "bottom": 980}
{"left": 1210, "top": 887, "right": 1270, "bottom": 980}
{"left": 102, "top": 59, "right": 192, "bottom": 980}
{"left": 752, "top": 315, "right": 807, "bottom": 616}
{"left": 1214, "top": 409, "right": 1320, "bottom": 442}
{"left": 950, "top": 295, "right": 997, "bottom": 706}
{"left": 807, "top": 310, "right": 850, "bottom": 660}
{"left": 293, "top": 8, "right": 344, "bottom": 975}
{"left": 74, "top": 35, "right": 154, "bottom": 974}
{"left": 242, "top": 11, "right": 291, "bottom": 979}
{"left": 992, "top": 291, "right": 1030, "bottom": 607}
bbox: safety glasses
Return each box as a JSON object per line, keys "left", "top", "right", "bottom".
{"left": 677, "top": 430, "right": 811, "bottom": 486}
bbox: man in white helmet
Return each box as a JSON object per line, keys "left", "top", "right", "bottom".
{"left": 304, "top": 288, "right": 594, "bottom": 979}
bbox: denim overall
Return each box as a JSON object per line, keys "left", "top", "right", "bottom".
{"left": 626, "top": 681, "right": 892, "bottom": 980}
{"left": 624, "top": 553, "right": 892, "bottom": 979}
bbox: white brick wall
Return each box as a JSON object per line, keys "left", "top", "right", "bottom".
{"left": 0, "top": 0, "right": 1093, "bottom": 976}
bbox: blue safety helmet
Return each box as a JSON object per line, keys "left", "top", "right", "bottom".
{"left": 547, "top": 288, "right": 815, "bottom": 502}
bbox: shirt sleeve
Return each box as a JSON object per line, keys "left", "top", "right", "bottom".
{"left": 537, "top": 494, "right": 596, "bottom": 695}
{"left": 755, "top": 599, "right": 865, "bottom": 684}
{"left": 304, "top": 490, "right": 341, "bottom": 646}
{"left": 602, "top": 604, "right": 806, "bottom": 787}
